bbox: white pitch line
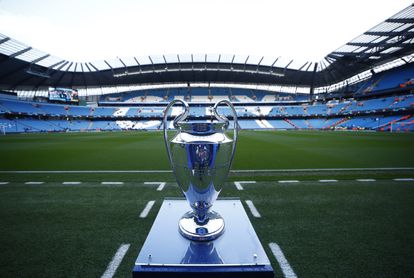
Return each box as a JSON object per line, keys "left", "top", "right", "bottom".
{"left": 101, "top": 243, "right": 130, "bottom": 278}
{"left": 144, "top": 182, "right": 166, "bottom": 191}
{"left": 234, "top": 181, "right": 256, "bottom": 190}
{"left": 101, "top": 182, "right": 124, "bottom": 185}
{"left": 356, "top": 179, "right": 376, "bottom": 182}
{"left": 319, "top": 179, "right": 338, "bottom": 183}
{"left": 62, "top": 182, "right": 82, "bottom": 185}
{"left": 393, "top": 178, "right": 414, "bottom": 181}
{"left": 245, "top": 200, "right": 261, "bottom": 218}
{"left": 278, "top": 180, "right": 300, "bottom": 183}
{"left": 2, "top": 167, "right": 413, "bottom": 174}
{"left": 0, "top": 182, "right": 9, "bottom": 185}
{"left": 269, "top": 242, "right": 297, "bottom": 278}
{"left": 139, "top": 200, "right": 156, "bottom": 218}
{"left": 25, "top": 181, "right": 44, "bottom": 185}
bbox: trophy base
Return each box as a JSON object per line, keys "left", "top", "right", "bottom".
{"left": 178, "top": 211, "right": 224, "bottom": 241}
{"left": 133, "top": 198, "right": 274, "bottom": 277}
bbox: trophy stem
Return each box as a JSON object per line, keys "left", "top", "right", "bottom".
{"left": 178, "top": 211, "right": 225, "bottom": 241}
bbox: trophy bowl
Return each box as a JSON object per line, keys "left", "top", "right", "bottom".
{"left": 163, "top": 100, "right": 238, "bottom": 241}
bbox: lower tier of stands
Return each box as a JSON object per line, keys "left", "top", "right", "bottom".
{"left": 1, "top": 114, "right": 412, "bottom": 133}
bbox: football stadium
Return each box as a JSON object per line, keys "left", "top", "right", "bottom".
{"left": 1, "top": 1, "right": 414, "bottom": 277}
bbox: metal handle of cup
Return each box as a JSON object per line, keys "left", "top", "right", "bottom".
{"left": 163, "top": 100, "right": 189, "bottom": 167}
{"left": 213, "top": 100, "right": 238, "bottom": 167}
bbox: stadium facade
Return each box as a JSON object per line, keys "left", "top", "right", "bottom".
{"left": 0, "top": 4, "right": 414, "bottom": 133}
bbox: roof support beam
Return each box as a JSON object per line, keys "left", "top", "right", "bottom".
{"left": 9, "top": 47, "right": 32, "bottom": 58}
{"left": 0, "top": 37, "right": 10, "bottom": 45}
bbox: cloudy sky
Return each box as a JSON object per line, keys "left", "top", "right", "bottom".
{"left": 0, "top": 0, "right": 411, "bottom": 64}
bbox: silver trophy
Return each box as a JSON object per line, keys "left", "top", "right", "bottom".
{"left": 163, "top": 100, "right": 238, "bottom": 241}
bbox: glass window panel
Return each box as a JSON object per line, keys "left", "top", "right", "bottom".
{"left": 192, "top": 53, "right": 205, "bottom": 63}
{"left": 394, "top": 23, "right": 413, "bottom": 32}
{"left": 246, "top": 55, "right": 262, "bottom": 65}
{"left": 106, "top": 59, "right": 123, "bottom": 68}
{"left": 233, "top": 55, "right": 248, "bottom": 64}
{"left": 0, "top": 39, "right": 26, "bottom": 55}
{"left": 260, "top": 56, "right": 278, "bottom": 67}
{"left": 15, "top": 49, "right": 45, "bottom": 62}
{"left": 206, "top": 54, "right": 219, "bottom": 63}
{"left": 136, "top": 56, "right": 152, "bottom": 65}
{"left": 90, "top": 60, "right": 110, "bottom": 70}
{"left": 273, "top": 57, "right": 291, "bottom": 68}
{"left": 219, "top": 54, "right": 233, "bottom": 63}
{"left": 36, "top": 56, "right": 63, "bottom": 67}
{"left": 150, "top": 55, "right": 165, "bottom": 64}
{"left": 380, "top": 47, "right": 402, "bottom": 54}
{"left": 164, "top": 54, "right": 179, "bottom": 63}
{"left": 178, "top": 54, "right": 192, "bottom": 63}
{"left": 120, "top": 57, "right": 138, "bottom": 67}
{"left": 352, "top": 34, "right": 377, "bottom": 43}
{"left": 370, "top": 22, "right": 401, "bottom": 32}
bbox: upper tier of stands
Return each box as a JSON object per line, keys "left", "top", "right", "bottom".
{"left": 1, "top": 94, "right": 412, "bottom": 119}
{"left": 99, "top": 88, "right": 308, "bottom": 104}
{"left": 356, "top": 63, "right": 414, "bottom": 96}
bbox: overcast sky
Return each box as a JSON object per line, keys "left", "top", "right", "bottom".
{"left": 0, "top": 0, "right": 411, "bottom": 64}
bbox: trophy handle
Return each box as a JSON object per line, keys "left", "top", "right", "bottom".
{"left": 163, "top": 100, "right": 189, "bottom": 166}
{"left": 213, "top": 100, "right": 239, "bottom": 166}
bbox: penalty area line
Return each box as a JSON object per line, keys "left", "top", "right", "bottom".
{"left": 144, "top": 182, "right": 166, "bottom": 191}
{"left": 269, "top": 242, "right": 297, "bottom": 278}
{"left": 356, "top": 179, "right": 376, "bottom": 182}
{"left": 101, "top": 182, "right": 124, "bottom": 185}
{"left": 101, "top": 243, "right": 130, "bottom": 278}
{"left": 245, "top": 200, "right": 261, "bottom": 218}
{"left": 62, "top": 182, "right": 82, "bottom": 185}
{"left": 278, "top": 180, "right": 299, "bottom": 183}
{"left": 234, "top": 181, "right": 256, "bottom": 190}
{"left": 393, "top": 178, "right": 414, "bottom": 181}
{"left": 140, "top": 201, "right": 156, "bottom": 218}
{"left": 25, "top": 181, "right": 44, "bottom": 185}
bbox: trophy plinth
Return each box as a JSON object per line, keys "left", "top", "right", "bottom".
{"left": 132, "top": 198, "right": 274, "bottom": 278}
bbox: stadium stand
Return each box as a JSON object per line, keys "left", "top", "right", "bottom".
{"left": 0, "top": 4, "right": 414, "bottom": 134}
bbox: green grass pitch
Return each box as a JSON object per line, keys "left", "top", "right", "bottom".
{"left": 0, "top": 130, "right": 413, "bottom": 277}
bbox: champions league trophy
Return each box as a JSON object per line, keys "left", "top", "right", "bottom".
{"left": 133, "top": 99, "right": 273, "bottom": 276}
{"left": 162, "top": 99, "right": 238, "bottom": 241}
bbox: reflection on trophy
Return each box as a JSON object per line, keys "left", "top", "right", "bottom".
{"left": 163, "top": 99, "right": 238, "bottom": 241}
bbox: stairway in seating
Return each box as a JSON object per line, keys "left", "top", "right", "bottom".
{"left": 379, "top": 115, "right": 412, "bottom": 131}
{"left": 331, "top": 118, "right": 348, "bottom": 128}
{"left": 284, "top": 118, "right": 299, "bottom": 129}
{"left": 329, "top": 118, "right": 348, "bottom": 129}
{"left": 87, "top": 121, "right": 93, "bottom": 130}
{"left": 304, "top": 119, "right": 312, "bottom": 129}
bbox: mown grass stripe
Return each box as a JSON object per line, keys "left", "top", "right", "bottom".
{"left": 101, "top": 243, "right": 130, "bottom": 278}
{"left": 139, "top": 201, "right": 155, "bottom": 218}
{"left": 269, "top": 242, "right": 297, "bottom": 278}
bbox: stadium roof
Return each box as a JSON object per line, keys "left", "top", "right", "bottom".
{"left": 0, "top": 4, "right": 413, "bottom": 93}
